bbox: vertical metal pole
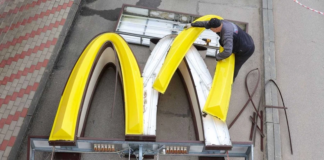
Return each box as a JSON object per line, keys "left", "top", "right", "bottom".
{"left": 260, "top": 111, "right": 264, "bottom": 152}
{"left": 245, "top": 146, "right": 250, "bottom": 160}
{"left": 249, "top": 112, "right": 256, "bottom": 140}
{"left": 50, "top": 146, "right": 55, "bottom": 160}
{"left": 245, "top": 144, "right": 254, "bottom": 160}
{"left": 129, "top": 146, "right": 131, "bottom": 160}
{"left": 29, "top": 140, "right": 34, "bottom": 160}
{"left": 250, "top": 145, "right": 254, "bottom": 160}
{"left": 30, "top": 149, "right": 35, "bottom": 160}
{"left": 139, "top": 145, "right": 143, "bottom": 160}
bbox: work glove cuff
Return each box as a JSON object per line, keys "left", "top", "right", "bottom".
{"left": 184, "top": 23, "right": 192, "bottom": 29}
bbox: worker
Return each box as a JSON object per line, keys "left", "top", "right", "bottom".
{"left": 185, "top": 18, "right": 255, "bottom": 81}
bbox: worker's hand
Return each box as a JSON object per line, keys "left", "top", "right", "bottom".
{"left": 183, "top": 23, "right": 192, "bottom": 29}
{"left": 215, "top": 54, "right": 222, "bottom": 61}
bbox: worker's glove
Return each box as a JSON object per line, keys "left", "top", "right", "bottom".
{"left": 215, "top": 55, "right": 222, "bottom": 61}
{"left": 183, "top": 23, "right": 192, "bottom": 29}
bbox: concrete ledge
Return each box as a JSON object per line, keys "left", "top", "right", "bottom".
{"left": 274, "top": 123, "right": 282, "bottom": 159}
{"left": 262, "top": 0, "right": 282, "bottom": 160}
{"left": 266, "top": 123, "right": 274, "bottom": 160}
{"left": 8, "top": 0, "right": 82, "bottom": 159}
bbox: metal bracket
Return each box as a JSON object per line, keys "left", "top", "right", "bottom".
{"left": 264, "top": 80, "right": 293, "bottom": 155}
{"left": 28, "top": 137, "right": 253, "bottom": 160}
{"left": 265, "top": 105, "right": 288, "bottom": 109}
{"left": 227, "top": 68, "right": 264, "bottom": 151}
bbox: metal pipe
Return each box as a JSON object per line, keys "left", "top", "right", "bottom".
{"left": 229, "top": 68, "right": 260, "bottom": 129}
{"left": 249, "top": 113, "right": 256, "bottom": 140}
{"left": 122, "top": 14, "right": 184, "bottom": 24}
{"left": 249, "top": 115, "right": 265, "bottom": 137}
{"left": 251, "top": 83, "right": 263, "bottom": 145}
{"left": 261, "top": 111, "right": 263, "bottom": 151}
{"left": 118, "top": 20, "right": 181, "bottom": 31}
{"left": 264, "top": 80, "right": 293, "bottom": 154}
{"left": 129, "top": 147, "right": 131, "bottom": 160}
{"left": 117, "top": 28, "right": 168, "bottom": 37}
{"left": 265, "top": 105, "right": 288, "bottom": 109}
{"left": 139, "top": 145, "right": 143, "bottom": 160}
{"left": 50, "top": 146, "right": 55, "bottom": 160}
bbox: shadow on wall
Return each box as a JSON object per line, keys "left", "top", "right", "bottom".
{"left": 80, "top": 0, "right": 162, "bottom": 21}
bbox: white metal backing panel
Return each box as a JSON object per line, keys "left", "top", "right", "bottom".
{"left": 142, "top": 35, "right": 174, "bottom": 135}
{"left": 116, "top": 11, "right": 221, "bottom": 57}
{"left": 142, "top": 34, "right": 231, "bottom": 146}
{"left": 118, "top": 16, "right": 147, "bottom": 35}
{"left": 185, "top": 47, "right": 231, "bottom": 146}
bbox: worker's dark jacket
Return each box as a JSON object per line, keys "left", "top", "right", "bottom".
{"left": 191, "top": 20, "right": 254, "bottom": 61}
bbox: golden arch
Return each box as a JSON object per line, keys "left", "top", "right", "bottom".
{"left": 49, "top": 33, "right": 143, "bottom": 145}
{"left": 153, "top": 15, "right": 235, "bottom": 121}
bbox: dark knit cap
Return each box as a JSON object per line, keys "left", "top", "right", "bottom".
{"left": 206, "top": 18, "right": 222, "bottom": 29}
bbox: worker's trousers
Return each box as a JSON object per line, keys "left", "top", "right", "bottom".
{"left": 233, "top": 43, "right": 255, "bottom": 81}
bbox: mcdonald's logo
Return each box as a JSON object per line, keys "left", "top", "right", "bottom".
{"left": 49, "top": 33, "right": 143, "bottom": 145}
{"left": 48, "top": 15, "right": 235, "bottom": 149}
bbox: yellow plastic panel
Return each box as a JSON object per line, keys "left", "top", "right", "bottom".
{"left": 153, "top": 15, "right": 223, "bottom": 93}
{"left": 203, "top": 47, "right": 235, "bottom": 122}
{"left": 49, "top": 33, "right": 143, "bottom": 142}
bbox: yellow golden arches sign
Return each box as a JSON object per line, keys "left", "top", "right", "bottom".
{"left": 49, "top": 33, "right": 143, "bottom": 144}
{"left": 153, "top": 15, "right": 235, "bottom": 121}
{"left": 49, "top": 15, "right": 235, "bottom": 145}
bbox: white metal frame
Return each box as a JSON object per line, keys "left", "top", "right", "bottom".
{"left": 115, "top": 6, "right": 220, "bottom": 57}
{"left": 28, "top": 137, "right": 253, "bottom": 160}
{"left": 142, "top": 35, "right": 231, "bottom": 147}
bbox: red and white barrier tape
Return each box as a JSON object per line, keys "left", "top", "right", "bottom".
{"left": 293, "top": 0, "right": 324, "bottom": 15}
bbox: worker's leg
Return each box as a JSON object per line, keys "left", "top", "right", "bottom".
{"left": 233, "top": 45, "right": 255, "bottom": 81}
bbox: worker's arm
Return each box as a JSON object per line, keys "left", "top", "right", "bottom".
{"left": 191, "top": 21, "right": 210, "bottom": 29}
{"left": 215, "top": 25, "right": 234, "bottom": 61}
